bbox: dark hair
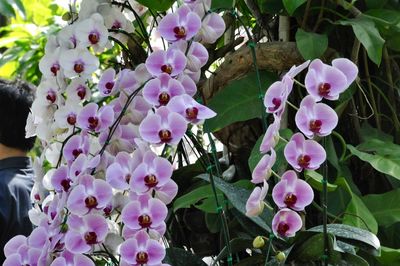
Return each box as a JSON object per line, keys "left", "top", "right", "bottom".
{"left": 0, "top": 78, "right": 36, "bottom": 151}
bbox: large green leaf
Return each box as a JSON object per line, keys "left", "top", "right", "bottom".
{"left": 364, "top": 9, "right": 400, "bottom": 26}
{"left": 0, "top": 0, "right": 15, "bottom": 17}
{"left": 197, "top": 174, "right": 273, "bottom": 232}
{"left": 338, "top": 17, "right": 385, "bottom": 65}
{"left": 10, "top": 0, "right": 25, "bottom": 18}
{"left": 309, "top": 224, "right": 380, "bottom": 251}
{"left": 211, "top": 0, "right": 234, "bottom": 9}
{"left": 203, "top": 71, "right": 277, "bottom": 133}
{"left": 282, "top": 0, "right": 306, "bottom": 15}
{"left": 357, "top": 138, "right": 400, "bottom": 157}
{"left": 163, "top": 248, "right": 207, "bottom": 266}
{"left": 257, "top": 0, "right": 284, "bottom": 14}
{"left": 136, "top": 0, "right": 174, "bottom": 11}
{"left": 304, "top": 170, "right": 337, "bottom": 192}
{"left": 362, "top": 189, "right": 400, "bottom": 227}
{"left": 295, "top": 29, "right": 328, "bottom": 60}
{"left": 360, "top": 122, "right": 393, "bottom": 143}
{"left": 343, "top": 194, "right": 378, "bottom": 234}
{"left": 377, "top": 246, "right": 400, "bottom": 265}
{"left": 348, "top": 145, "right": 400, "bottom": 180}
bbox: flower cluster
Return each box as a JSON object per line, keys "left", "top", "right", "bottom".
{"left": 5, "top": 0, "right": 225, "bottom": 265}
{"left": 246, "top": 58, "right": 357, "bottom": 238}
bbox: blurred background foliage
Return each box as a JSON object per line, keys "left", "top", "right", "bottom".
{"left": 2, "top": 0, "right": 400, "bottom": 265}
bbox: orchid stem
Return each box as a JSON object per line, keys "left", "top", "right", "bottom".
{"left": 286, "top": 101, "right": 299, "bottom": 111}
{"left": 271, "top": 169, "right": 281, "bottom": 179}
{"left": 322, "top": 137, "right": 329, "bottom": 265}
{"left": 206, "top": 132, "right": 233, "bottom": 266}
{"left": 293, "top": 78, "right": 306, "bottom": 88}
{"left": 233, "top": 10, "right": 267, "bottom": 132}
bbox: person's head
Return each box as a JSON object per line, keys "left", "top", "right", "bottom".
{"left": 0, "top": 79, "right": 36, "bottom": 152}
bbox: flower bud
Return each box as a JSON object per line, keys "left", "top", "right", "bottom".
{"left": 252, "top": 236, "right": 265, "bottom": 248}
{"left": 276, "top": 251, "right": 286, "bottom": 262}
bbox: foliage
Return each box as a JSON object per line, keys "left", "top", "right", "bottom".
{"left": 1, "top": 0, "right": 400, "bottom": 265}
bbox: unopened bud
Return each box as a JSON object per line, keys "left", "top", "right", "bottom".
{"left": 60, "top": 223, "right": 69, "bottom": 233}
{"left": 276, "top": 251, "right": 286, "bottom": 262}
{"left": 253, "top": 236, "right": 265, "bottom": 248}
{"left": 62, "top": 12, "right": 72, "bottom": 21}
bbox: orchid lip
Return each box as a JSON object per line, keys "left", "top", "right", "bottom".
{"left": 297, "top": 154, "right": 311, "bottom": 168}
{"left": 74, "top": 63, "right": 85, "bottom": 74}
{"left": 84, "top": 231, "right": 98, "bottom": 245}
{"left": 136, "top": 251, "right": 149, "bottom": 264}
{"left": 318, "top": 82, "right": 331, "bottom": 96}
{"left": 85, "top": 195, "right": 98, "bottom": 209}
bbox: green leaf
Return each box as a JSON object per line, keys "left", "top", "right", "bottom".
{"left": 205, "top": 213, "right": 221, "bottom": 233}
{"left": 362, "top": 189, "right": 400, "bottom": 227}
{"left": 257, "top": 0, "right": 284, "bottom": 14}
{"left": 309, "top": 224, "right": 380, "bottom": 251}
{"left": 173, "top": 185, "right": 223, "bottom": 213}
{"left": 282, "top": 0, "right": 306, "bottom": 15}
{"left": 163, "top": 248, "right": 207, "bottom": 266}
{"left": 364, "top": 9, "right": 400, "bottom": 26}
{"left": 0, "top": 0, "right": 16, "bottom": 17}
{"left": 304, "top": 170, "right": 337, "bottom": 192}
{"left": 365, "top": 0, "right": 388, "bottom": 9}
{"left": 203, "top": 71, "right": 277, "bottom": 133}
{"left": 360, "top": 122, "right": 393, "bottom": 143}
{"left": 338, "top": 17, "right": 385, "bottom": 65}
{"left": 211, "top": 0, "right": 234, "bottom": 9}
{"left": 377, "top": 246, "right": 400, "bottom": 265}
{"left": 10, "top": 0, "right": 26, "bottom": 18}
{"left": 197, "top": 174, "right": 273, "bottom": 232}
{"left": 348, "top": 144, "right": 400, "bottom": 180}
{"left": 288, "top": 233, "right": 340, "bottom": 264}
{"left": 357, "top": 138, "right": 400, "bottom": 157}
{"left": 295, "top": 29, "right": 328, "bottom": 60}
{"left": 343, "top": 194, "right": 378, "bottom": 234}
{"left": 135, "top": 0, "right": 174, "bottom": 11}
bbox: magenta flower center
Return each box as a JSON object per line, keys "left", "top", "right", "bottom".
{"left": 158, "top": 92, "right": 170, "bottom": 105}
{"left": 111, "top": 21, "right": 122, "bottom": 30}
{"left": 136, "top": 251, "right": 149, "bottom": 264}
{"left": 67, "top": 114, "right": 76, "bottom": 125}
{"left": 186, "top": 107, "right": 199, "bottom": 119}
{"left": 103, "top": 206, "right": 112, "bottom": 217}
{"left": 144, "top": 174, "right": 158, "bottom": 188}
{"left": 158, "top": 129, "right": 172, "bottom": 143}
{"left": 84, "top": 231, "right": 98, "bottom": 245}
{"left": 173, "top": 26, "right": 186, "bottom": 39}
{"left": 138, "top": 214, "right": 152, "bottom": 228}
{"left": 284, "top": 193, "right": 297, "bottom": 208}
{"left": 277, "top": 222, "right": 290, "bottom": 236}
{"left": 88, "top": 116, "right": 99, "bottom": 130}
{"left": 50, "top": 63, "right": 60, "bottom": 75}
{"left": 161, "top": 64, "right": 173, "bottom": 74}
{"left": 74, "top": 63, "right": 85, "bottom": 74}
{"left": 72, "top": 148, "right": 83, "bottom": 158}
{"left": 77, "top": 85, "right": 87, "bottom": 100}
{"left": 105, "top": 82, "right": 114, "bottom": 94}
{"left": 85, "top": 196, "right": 98, "bottom": 209}
{"left": 309, "top": 119, "right": 322, "bottom": 133}
{"left": 125, "top": 173, "right": 131, "bottom": 183}
{"left": 297, "top": 154, "right": 311, "bottom": 168}
{"left": 60, "top": 179, "right": 71, "bottom": 192}
{"left": 269, "top": 98, "right": 282, "bottom": 112}
{"left": 46, "top": 91, "right": 57, "bottom": 103}
{"left": 318, "top": 83, "right": 331, "bottom": 96}
{"left": 88, "top": 32, "right": 99, "bottom": 44}
{"left": 34, "top": 194, "right": 41, "bottom": 201}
